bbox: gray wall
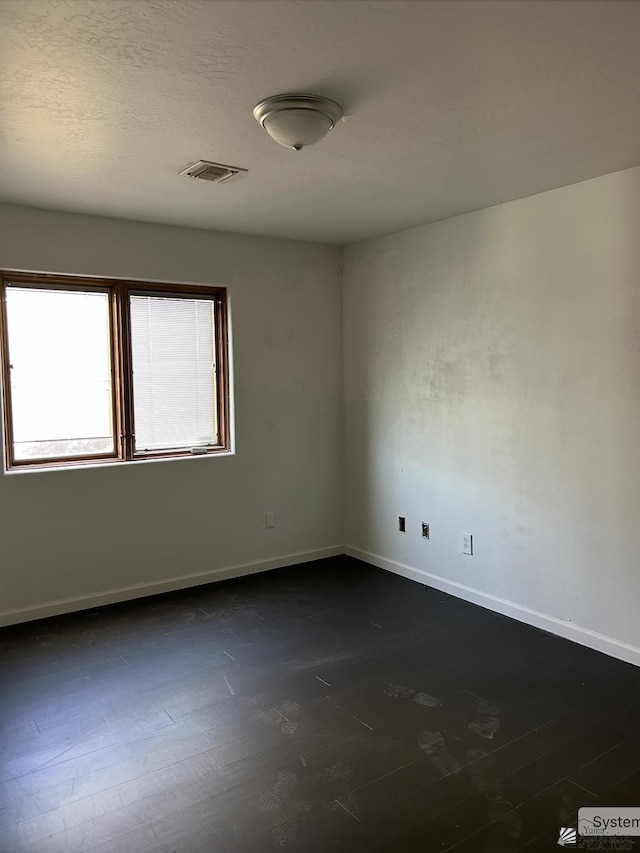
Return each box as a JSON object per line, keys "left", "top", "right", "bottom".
{"left": 343, "top": 167, "right": 640, "bottom": 660}
{"left": 2, "top": 166, "right": 639, "bottom": 665}
{"left": 0, "top": 204, "right": 343, "bottom": 622}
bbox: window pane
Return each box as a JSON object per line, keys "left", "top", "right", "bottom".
{"left": 130, "top": 295, "right": 217, "bottom": 452}
{"left": 5, "top": 287, "right": 115, "bottom": 461}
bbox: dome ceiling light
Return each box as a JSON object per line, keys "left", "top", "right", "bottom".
{"left": 253, "top": 93, "right": 343, "bottom": 151}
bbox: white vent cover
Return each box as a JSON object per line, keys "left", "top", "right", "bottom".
{"left": 179, "top": 160, "right": 247, "bottom": 184}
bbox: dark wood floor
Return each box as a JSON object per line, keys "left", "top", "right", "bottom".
{"left": 1, "top": 557, "right": 638, "bottom": 853}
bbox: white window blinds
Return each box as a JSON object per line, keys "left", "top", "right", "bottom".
{"left": 130, "top": 294, "right": 217, "bottom": 453}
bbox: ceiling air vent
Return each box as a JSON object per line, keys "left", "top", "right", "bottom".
{"left": 179, "top": 160, "right": 247, "bottom": 184}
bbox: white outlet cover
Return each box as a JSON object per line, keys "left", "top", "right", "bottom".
{"left": 265, "top": 512, "right": 275, "bottom": 529}
{"left": 461, "top": 532, "right": 473, "bottom": 555}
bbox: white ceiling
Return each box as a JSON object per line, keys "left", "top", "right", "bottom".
{"left": 1, "top": 0, "right": 639, "bottom": 246}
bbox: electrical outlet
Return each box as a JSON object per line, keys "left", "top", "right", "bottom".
{"left": 398, "top": 516, "right": 406, "bottom": 533}
{"left": 421, "top": 522, "right": 430, "bottom": 539}
{"left": 461, "top": 532, "right": 473, "bottom": 555}
{"left": 265, "top": 512, "right": 275, "bottom": 529}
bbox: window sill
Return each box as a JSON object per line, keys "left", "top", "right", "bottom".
{"left": 3, "top": 449, "right": 236, "bottom": 476}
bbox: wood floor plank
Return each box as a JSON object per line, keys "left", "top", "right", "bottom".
{"left": 519, "top": 770, "right": 640, "bottom": 851}
{"left": 441, "top": 778, "right": 593, "bottom": 852}
{"left": 1, "top": 556, "right": 637, "bottom": 853}
{"left": 569, "top": 737, "right": 640, "bottom": 797}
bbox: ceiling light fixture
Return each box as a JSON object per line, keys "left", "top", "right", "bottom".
{"left": 253, "top": 93, "right": 343, "bottom": 151}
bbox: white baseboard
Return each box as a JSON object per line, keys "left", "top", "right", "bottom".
{"left": 4, "top": 544, "right": 638, "bottom": 668}
{"left": 0, "top": 545, "right": 344, "bottom": 627}
{"left": 345, "top": 545, "right": 640, "bottom": 667}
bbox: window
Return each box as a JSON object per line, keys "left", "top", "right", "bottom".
{"left": 0, "top": 272, "right": 229, "bottom": 470}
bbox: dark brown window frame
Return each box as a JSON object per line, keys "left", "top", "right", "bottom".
{"left": 0, "top": 271, "right": 230, "bottom": 471}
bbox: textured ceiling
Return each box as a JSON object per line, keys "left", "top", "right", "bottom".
{"left": 1, "top": 0, "right": 639, "bottom": 245}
